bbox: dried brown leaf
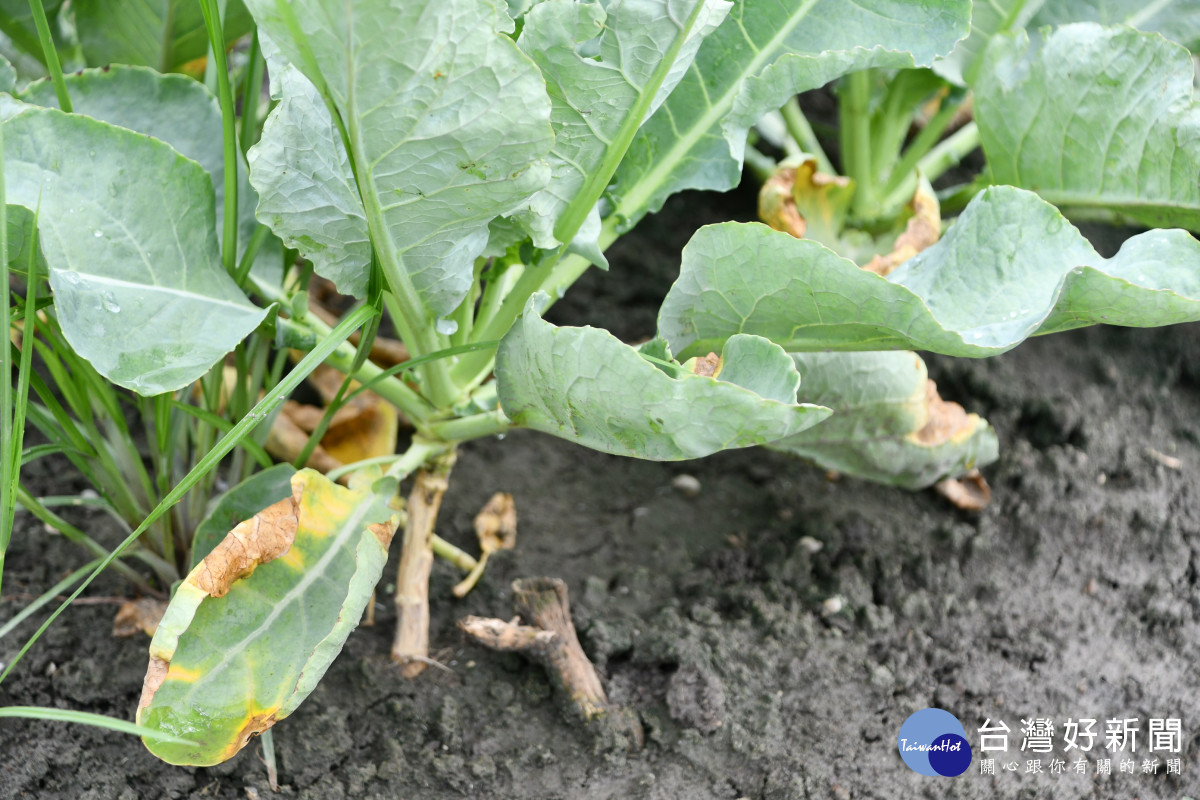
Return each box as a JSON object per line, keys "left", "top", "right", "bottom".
{"left": 308, "top": 281, "right": 411, "bottom": 368}
{"left": 475, "top": 492, "right": 517, "bottom": 554}
{"left": 112, "top": 598, "right": 168, "bottom": 638}
{"left": 912, "top": 380, "right": 976, "bottom": 447}
{"left": 934, "top": 469, "right": 992, "bottom": 511}
{"left": 191, "top": 489, "right": 300, "bottom": 598}
{"left": 265, "top": 407, "right": 344, "bottom": 474}
{"left": 758, "top": 166, "right": 806, "bottom": 238}
{"left": 863, "top": 183, "right": 941, "bottom": 277}
{"left": 692, "top": 352, "right": 722, "bottom": 378}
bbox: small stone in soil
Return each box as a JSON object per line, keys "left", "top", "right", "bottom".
{"left": 822, "top": 596, "right": 844, "bottom": 615}
{"left": 671, "top": 474, "right": 702, "bottom": 497}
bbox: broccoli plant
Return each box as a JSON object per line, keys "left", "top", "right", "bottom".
{"left": 1, "top": 0, "right": 1197, "bottom": 766}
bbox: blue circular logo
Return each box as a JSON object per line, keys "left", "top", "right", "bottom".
{"left": 897, "top": 708, "right": 972, "bottom": 776}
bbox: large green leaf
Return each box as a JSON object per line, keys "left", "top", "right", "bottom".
{"left": 1032, "top": 0, "right": 1200, "bottom": 52}
{"left": 2, "top": 102, "right": 266, "bottom": 395}
{"left": 773, "top": 351, "right": 997, "bottom": 488}
{"left": 658, "top": 187, "right": 1200, "bottom": 359}
{"left": 244, "top": 0, "right": 554, "bottom": 318}
{"left": 138, "top": 469, "right": 398, "bottom": 766}
{"left": 607, "top": 0, "right": 971, "bottom": 229}
{"left": 495, "top": 298, "right": 831, "bottom": 459}
{"left": 247, "top": 36, "right": 371, "bottom": 297}
{"left": 514, "top": 0, "right": 730, "bottom": 256}
{"left": 933, "top": 0, "right": 1045, "bottom": 85}
{"left": 977, "top": 25, "right": 1200, "bottom": 230}
{"left": 73, "top": 0, "right": 254, "bottom": 72}
{"left": 18, "top": 66, "right": 277, "bottom": 284}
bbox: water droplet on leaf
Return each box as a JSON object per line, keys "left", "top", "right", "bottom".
{"left": 436, "top": 318, "right": 458, "bottom": 335}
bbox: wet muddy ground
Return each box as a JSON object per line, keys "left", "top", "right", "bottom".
{"left": 2, "top": 189, "right": 1198, "bottom": 799}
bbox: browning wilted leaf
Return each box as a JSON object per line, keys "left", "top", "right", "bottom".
{"left": 138, "top": 469, "right": 400, "bottom": 765}
{"left": 911, "top": 379, "right": 976, "bottom": 447}
{"left": 691, "top": 352, "right": 722, "bottom": 378}
{"left": 475, "top": 492, "right": 517, "bottom": 554}
{"left": 264, "top": 404, "right": 344, "bottom": 474}
{"left": 190, "top": 491, "right": 300, "bottom": 598}
{"left": 758, "top": 166, "right": 806, "bottom": 238}
{"left": 113, "top": 598, "right": 168, "bottom": 638}
{"left": 863, "top": 181, "right": 941, "bottom": 277}
{"left": 758, "top": 155, "right": 854, "bottom": 245}
{"left": 138, "top": 486, "right": 303, "bottom": 718}
{"left": 266, "top": 386, "right": 399, "bottom": 475}
{"left": 451, "top": 492, "right": 518, "bottom": 598}
{"left": 935, "top": 468, "right": 992, "bottom": 511}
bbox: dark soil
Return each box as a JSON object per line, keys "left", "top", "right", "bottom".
{"left": 3, "top": 188, "right": 1199, "bottom": 800}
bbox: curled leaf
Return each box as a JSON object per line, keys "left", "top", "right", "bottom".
{"left": 496, "top": 299, "right": 831, "bottom": 460}
{"left": 758, "top": 155, "right": 854, "bottom": 244}
{"left": 662, "top": 188, "right": 1200, "bottom": 361}
{"left": 934, "top": 469, "right": 992, "bottom": 511}
{"left": 452, "top": 493, "right": 518, "bottom": 598}
{"left": 138, "top": 469, "right": 399, "bottom": 765}
{"left": 862, "top": 182, "right": 940, "bottom": 277}
{"left": 475, "top": 493, "right": 517, "bottom": 555}
{"left": 772, "top": 351, "right": 998, "bottom": 489}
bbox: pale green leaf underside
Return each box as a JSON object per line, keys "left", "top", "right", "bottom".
{"left": 659, "top": 187, "right": 1200, "bottom": 359}
{"left": 496, "top": 300, "right": 831, "bottom": 460}
{"left": 977, "top": 25, "right": 1200, "bottom": 230}
{"left": 2, "top": 104, "right": 265, "bottom": 395}
{"left": 773, "top": 352, "right": 998, "bottom": 489}
{"left": 932, "top": 0, "right": 1042, "bottom": 85}
{"left": 246, "top": 0, "right": 554, "bottom": 317}
{"left": 140, "top": 470, "right": 395, "bottom": 766}
{"left": 0, "top": 54, "right": 14, "bottom": 93}
{"left": 609, "top": 0, "right": 971, "bottom": 228}
{"left": 1032, "top": 0, "right": 1200, "bottom": 52}
{"left": 516, "top": 0, "right": 730, "bottom": 250}
{"left": 248, "top": 45, "right": 370, "bottom": 297}
{"left": 72, "top": 0, "right": 254, "bottom": 72}
{"left": 19, "top": 66, "right": 274, "bottom": 283}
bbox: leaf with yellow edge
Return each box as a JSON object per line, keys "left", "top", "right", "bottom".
{"left": 136, "top": 468, "right": 399, "bottom": 766}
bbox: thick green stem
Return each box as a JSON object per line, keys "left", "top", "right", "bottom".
{"left": 744, "top": 143, "right": 776, "bottom": 184}
{"left": 377, "top": 289, "right": 455, "bottom": 408}
{"left": 454, "top": 218, "right": 620, "bottom": 390}
{"left": 254, "top": 281, "right": 436, "bottom": 424}
{"left": 781, "top": 97, "right": 834, "bottom": 175}
{"left": 27, "top": 0, "right": 70, "bottom": 113}
{"left": 425, "top": 409, "right": 509, "bottom": 444}
{"left": 879, "top": 100, "right": 960, "bottom": 204}
{"left": 157, "top": 0, "right": 177, "bottom": 73}
{"left": 432, "top": 535, "right": 478, "bottom": 572}
{"left": 871, "top": 79, "right": 909, "bottom": 182}
{"left": 917, "top": 121, "right": 979, "bottom": 185}
{"left": 841, "top": 70, "right": 876, "bottom": 219}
